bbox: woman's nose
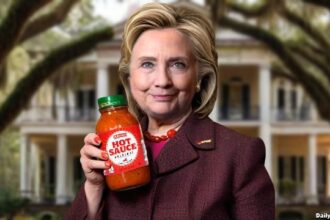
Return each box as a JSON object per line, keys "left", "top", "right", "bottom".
{"left": 155, "top": 65, "right": 172, "bottom": 88}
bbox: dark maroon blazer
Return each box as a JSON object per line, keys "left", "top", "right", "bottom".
{"left": 65, "top": 113, "right": 275, "bottom": 220}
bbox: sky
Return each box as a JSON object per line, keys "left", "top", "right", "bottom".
{"left": 93, "top": 0, "right": 204, "bottom": 24}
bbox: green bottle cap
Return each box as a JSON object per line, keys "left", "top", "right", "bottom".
{"left": 97, "top": 95, "right": 127, "bottom": 109}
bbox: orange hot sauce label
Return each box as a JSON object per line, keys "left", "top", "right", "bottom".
{"left": 98, "top": 125, "right": 149, "bottom": 175}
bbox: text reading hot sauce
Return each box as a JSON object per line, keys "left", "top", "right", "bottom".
{"left": 96, "top": 95, "right": 150, "bottom": 191}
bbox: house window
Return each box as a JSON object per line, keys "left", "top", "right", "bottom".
{"left": 278, "top": 156, "right": 284, "bottom": 179}
{"left": 278, "top": 88, "right": 285, "bottom": 110}
{"left": 221, "top": 84, "right": 229, "bottom": 119}
{"left": 220, "top": 77, "right": 251, "bottom": 120}
{"left": 277, "top": 88, "right": 286, "bottom": 120}
{"left": 317, "top": 156, "right": 327, "bottom": 195}
{"left": 291, "top": 89, "right": 297, "bottom": 110}
{"left": 76, "top": 89, "right": 95, "bottom": 110}
{"left": 42, "top": 156, "right": 56, "bottom": 202}
{"left": 73, "top": 156, "right": 84, "bottom": 193}
{"left": 75, "top": 89, "right": 95, "bottom": 120}
{"left": 299, "top": 157, "right": 304, "bottom": 182}
{"left": 277, "top": 156, "right": 304, "bottom": 182}
{"left": 291, "top": 156, "right": 296, "bottom": 180}
{"left": 277, "top": 156, "right": 304, "bottom": 197}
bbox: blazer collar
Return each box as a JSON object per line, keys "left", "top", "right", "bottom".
{"left": 140, "top": 113, "right": 216, "bottom": 175}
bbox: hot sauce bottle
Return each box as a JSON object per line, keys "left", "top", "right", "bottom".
{"left": 96, "top": 95, "right": 150, "bottom": 191}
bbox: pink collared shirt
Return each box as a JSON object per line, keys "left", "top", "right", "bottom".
{"left": 145, "top": 139, "right": 167, "bottom": 161}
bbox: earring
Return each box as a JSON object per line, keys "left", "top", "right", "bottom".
{"left": 196, "top": 83, "right": 201, "bottom": 92}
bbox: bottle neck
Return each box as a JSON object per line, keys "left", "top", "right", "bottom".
{"left": 99, "top": 105, "right": 127, "bottom": 114}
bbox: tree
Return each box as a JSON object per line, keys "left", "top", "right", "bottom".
{"left": 206, "top": 0, "right": 330, "bottom": 121}
{"left": 0, "top": 0, "right": 114, "bottom": 133}
{"left": 0, "top": 187, "right": 29, "bottom": 220}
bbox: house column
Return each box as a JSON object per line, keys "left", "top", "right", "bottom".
{"left": 67, "top": 89, "right": 75, "bottom": 121}
{"left": 209, "top": 91, "right": 219, "bottom": 121}
{"left": 307, "top": 134, "right": 318, "bottom": 204}
{"left": 296, "top": 86, "right": 303, "bottom": 119}
{"left": 56, "top": 134, "right": 68, "bottom": 204}
{"left": 96, "top": 62, "right": 109, "bottom": 99}
{"left": 310, "top": 102, "right": 318, "bottom": 121}
{"left": 96, "top": 62, "right": 109, "bottom": 118}
{"left": 272, "top": 79, "right": 279, "bottom": 121}
{"left": 20, "top": 134, "right": 31, "bottom": 198}
{"left": 30, "top": 142, "right": 41, "bottom": 203}
{"left": 55, "top": 90, "right": 66, "bottom": 122}
{"left": 258, "top": 64, "right": 272, "bottom": 177}
{"left": 284, "top": 81, "right": 292, "bottom": 119}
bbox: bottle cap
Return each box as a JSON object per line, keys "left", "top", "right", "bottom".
{"left": 97, "top": 95, "right": 127, "bottom": 109}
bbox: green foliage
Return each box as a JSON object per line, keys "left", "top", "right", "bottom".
{"left": 0, "top": 0, "right": 12, "bottom": 20}
{"left": 36, "top": 211, "right": 61, "bottom": 220}
{"left": 0, "top": 47, "right": 30, "bottom": 104}
{"left": 0, "top": 128, "right": 20, "bottom": 192}
{"left": 0, "top": 187, "right": 29, "bottom": 217}
{"left": 0, "top": 128, "right": 30, "bottom": 218}
{"left": 279, "top": 178, "right": 296, "bottom": 198}
{"left": 61, "top": 0, "right": 108, "bottom": 34}
{"left": 23, "top": 0, "right": 108, "bottom": 51}
{"left": 0, "top": 0, "right": 110, "bottom": 111}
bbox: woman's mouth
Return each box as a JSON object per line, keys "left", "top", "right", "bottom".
{"left": 151, "top": 94, "right": 175, "bottom": 101}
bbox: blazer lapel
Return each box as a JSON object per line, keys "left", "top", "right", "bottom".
{"left": 154, "top": 133, "right": 198, "bottom": 175}
{"left": 153, "top": 114, "right": 216, "bottom": 175}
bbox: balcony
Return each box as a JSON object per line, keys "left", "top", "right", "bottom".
{"left": 18, "top": 106, "right": 96, "bottom": 123}
{"left": 272, "top": 107, "right": 312, "bottom": 122}
{"left": 218, "top": 106, "right": 259, "bottom": 121}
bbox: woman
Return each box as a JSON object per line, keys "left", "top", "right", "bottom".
{"left": 65, "top": 2, "right": 275, "bottom": 220}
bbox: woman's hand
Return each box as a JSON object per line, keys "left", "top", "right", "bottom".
{"left": 80, "top": 133, "right": 110, "bottom": 187}
{"left": 81, "top": 133, "right": 110, "bottom": 218}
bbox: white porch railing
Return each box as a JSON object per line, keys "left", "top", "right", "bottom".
{"left": 17, "top": 106, "right": 96, "bottom": 123}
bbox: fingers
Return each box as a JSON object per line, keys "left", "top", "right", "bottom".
{"left": 81, "top": 144, "right": 107, "bottom": 161}
{"left": 82, "top": 133, "right": 107, "bottom": 159}
{"left": 80, "top": 144, "right": 111, "bottom": 178}
{"left": 81, "top": 133, "right": 111, "bottom": 175}
{"left": 80, "top": 157, "right": 110, "bottom": 172}
{"left": 84, "top": 133, "right": 101, "bottom": 146}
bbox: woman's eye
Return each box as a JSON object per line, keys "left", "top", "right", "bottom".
{"left": 141, "top": 62, "right": 154, "bottom": 68}
{"left": 173, "top": 62, "right": 186, "bottom": 69}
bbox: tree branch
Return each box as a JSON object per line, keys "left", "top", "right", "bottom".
{"left": 279, "top": 1, "right": 330, "bottom": 54}
{"left": 304, "top": 40, "right": 326, "bottom": 56}
{"left": 205, "top": 0, "right": 226, "bottom": 26}
{"left": 226, "top": 0, "right": 272, "bottom": 18}
{"left": 0, "top": 27, "right": 113, "bottom": 133}
{"left": 271, "top": 63, "right": 297, "bottom": 82}
{"left": 288, "top": 43, "right": 330, "bottom": 81}
{"left": 215, "top": 0, "right": 330, "bottom": 59}
{"left": 218, "top": 15, "right": 330, "bottom": 120}
{"left": 18, "top": 0, "right": 80, "bottom": 44}
{"left": 0, "top": 62, "right": 7, "bottom": 88}
{"left": 303, "top": 0, "right": 330, "bottom": 10}
{"left": 0, "top": 0, "right": 51, "bottom": 65}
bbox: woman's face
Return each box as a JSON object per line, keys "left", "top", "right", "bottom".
{"left": 129, "top": 28, "right": 198, "bottom": 122}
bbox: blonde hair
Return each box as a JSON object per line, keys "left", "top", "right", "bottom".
{"left": 119, "top": 2, "right": 218, "bottom": 119}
